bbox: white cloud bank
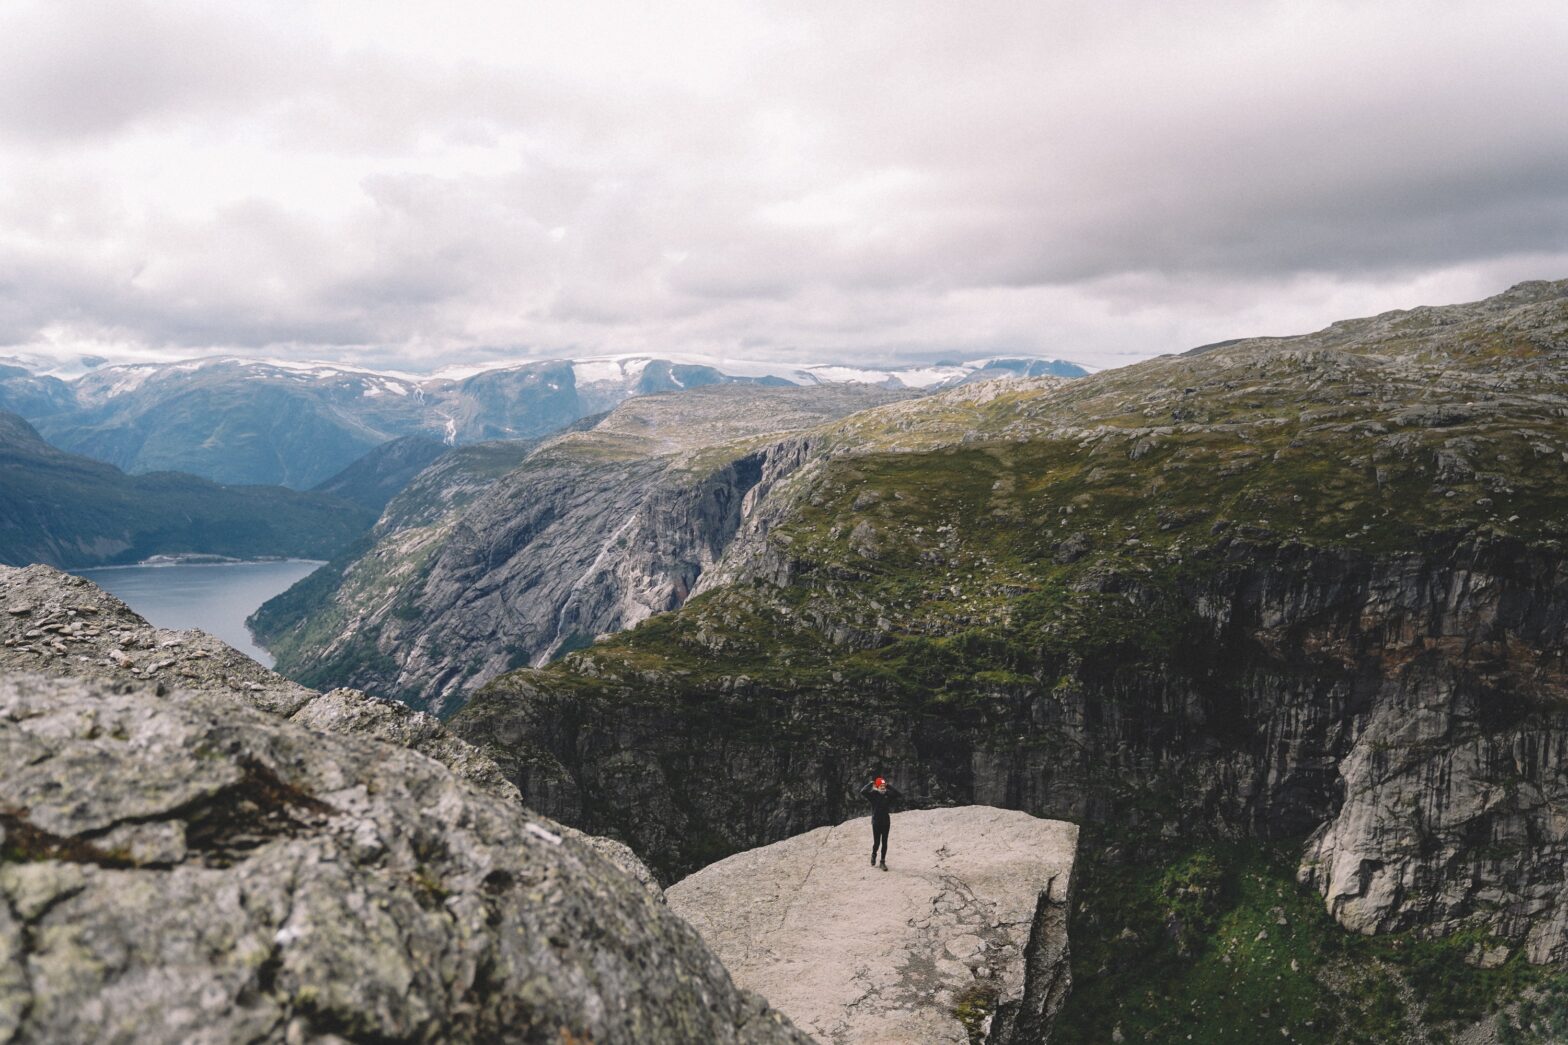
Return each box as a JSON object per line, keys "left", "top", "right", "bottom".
{"left": 1, "top": 0, "right": 1564, "bottom": 371}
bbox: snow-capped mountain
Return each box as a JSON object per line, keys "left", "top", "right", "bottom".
{"left": 3, "top": 352, "right": 1088, "bottom": 488}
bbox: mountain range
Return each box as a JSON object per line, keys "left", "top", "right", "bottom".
{"left": 0, "top": 353, "right": 1088, "bottom": 489}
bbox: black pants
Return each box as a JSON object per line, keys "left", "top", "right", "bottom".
{"left": 871, "top": 816, "right": 890, "bottom": 864}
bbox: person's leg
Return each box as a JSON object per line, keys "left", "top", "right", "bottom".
{"left": 879, "top": 819, "right": 890, "bottom": 868}
{"left": 871, "top": 822, "right": 881, "bottom": 864}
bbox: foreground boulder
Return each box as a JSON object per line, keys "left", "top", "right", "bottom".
{"left": 0, "top": 563, "right": 660, "bottom": 893}
{"left": 0, "top": 673, "right": 808, "bottom": 1043}
{"left": 0, "top": 564, "right": 808, "bottom": 1043}
{"left": 0, "top": 563, "right": 521, "bottom": 803}
{"left": 668, "top": 807, "right": 1076, "bottom": 1044}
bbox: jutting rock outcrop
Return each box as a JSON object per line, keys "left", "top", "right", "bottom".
{"left": 668, "top": 807, "right": 1076, "bottom": 1045}
{"left": 0, "top": 565, "right": 809, "bottom": 1043}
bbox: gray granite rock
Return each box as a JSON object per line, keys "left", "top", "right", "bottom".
{"left": 668, "top": 807, "right": 1076, "bottom": 1044}
{"left": 0, "top": 671, "right": 809, "bottom": 1044}
{"left": 0, "top": 565, "right": 801, "bottom": 1041}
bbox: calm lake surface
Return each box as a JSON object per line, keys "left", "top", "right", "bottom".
{"left": 73, "top": 559, "right": 324, "bottom": 668}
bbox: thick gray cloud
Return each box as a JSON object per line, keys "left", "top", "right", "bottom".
{"left": 0, "top": 0, "right": 1564, "bottom": 371}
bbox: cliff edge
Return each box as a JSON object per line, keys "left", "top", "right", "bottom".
{"left": 668, "top": 807, "right": 1076, "bottom": 1044}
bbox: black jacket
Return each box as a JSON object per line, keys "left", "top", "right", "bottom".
{"left": 860, "top": 781, "right": 902, "bottom": 821}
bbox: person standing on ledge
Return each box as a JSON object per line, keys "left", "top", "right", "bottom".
{"left": 860, "top": 776, "right": 903, "bottom": 870}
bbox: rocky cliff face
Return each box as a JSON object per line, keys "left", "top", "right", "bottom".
{"left": 255, "top": 384, "right": 911, "bottom": 714}
{"left": 452, "top": 279, "right": 1568, "bottom": 1002}
{"left": 0, "top": 564, "right": 810, "bottom": 1043}
{"left": 667, "top": 807, "right": 1076, "bottom": 1045}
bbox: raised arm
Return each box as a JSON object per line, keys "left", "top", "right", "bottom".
{"left": 887, "top": 782, "right": 904, "bottom": 799}
{"left": 858, "top": 780, "right": 873, "bottom": 796}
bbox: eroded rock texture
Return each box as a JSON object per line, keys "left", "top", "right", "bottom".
{"left": 0, "top": 566, "right": 807, "bottom": 1043}
{"left": 668, "top": 808, "right": 1075, "bottom": 1045}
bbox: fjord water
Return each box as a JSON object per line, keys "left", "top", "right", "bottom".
{"left": 73, "top": 559, "right": 324, "bottom": 667}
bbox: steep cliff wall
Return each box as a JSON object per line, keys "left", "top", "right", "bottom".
{"left": 460, "top": 532, "right": 1568, "bottom": 950}
{"left": 257, "top": 385, "right": 910, "bottom": 714}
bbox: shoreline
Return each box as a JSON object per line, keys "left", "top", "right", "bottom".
{"left": 78, "top": 556, "right": 328, "bottom": 571}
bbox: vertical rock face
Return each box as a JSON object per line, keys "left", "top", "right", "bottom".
{"left": 667, "top": 808, "right": 1076, "bottom": 1045}
{"left": 0, "top": 566, "right": 812, "bottom": 1044}
{"left": 255, "top": 385, "right": 912, "bottom": 714}
{"left": 464, "top": 535, "right": 1568, "bottom": 961}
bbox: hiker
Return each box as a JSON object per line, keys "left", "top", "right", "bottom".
{"left": 859, "top": 776, "right": 903, "bottom": 870}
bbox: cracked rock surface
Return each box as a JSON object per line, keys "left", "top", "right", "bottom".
{"left": 0, "top": 563, "right": 517, "bottom": 802}
{"left": 668, "top": 807, "right": 1076, "bottom": 1044}
{"left": 0, "top": 565, "right": 664, "bottom": 898}
{"left": 0, "top": 565, "right": 807, "bottom": 1043}
{"left": 0, "top": 672, "right": 809, "bottom": 1044}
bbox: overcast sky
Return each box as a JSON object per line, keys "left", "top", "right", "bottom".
{"left": 1, "top": 0, "right": 1565, "bottom": 372}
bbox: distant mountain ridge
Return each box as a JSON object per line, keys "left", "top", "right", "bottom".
{"left": 0, "top": 408, "right": 374, "bottom": 567}
{"left": 1, "top": 353, "right": 1089, "bottom": 488}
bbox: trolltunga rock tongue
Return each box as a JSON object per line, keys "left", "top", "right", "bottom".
{"left": 667, "top": 806, "right": 1077, "bottom": 1045}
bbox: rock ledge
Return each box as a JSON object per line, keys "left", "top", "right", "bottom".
{"left": 668, "top": 806, "right": 1076, "bottom": 1044}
